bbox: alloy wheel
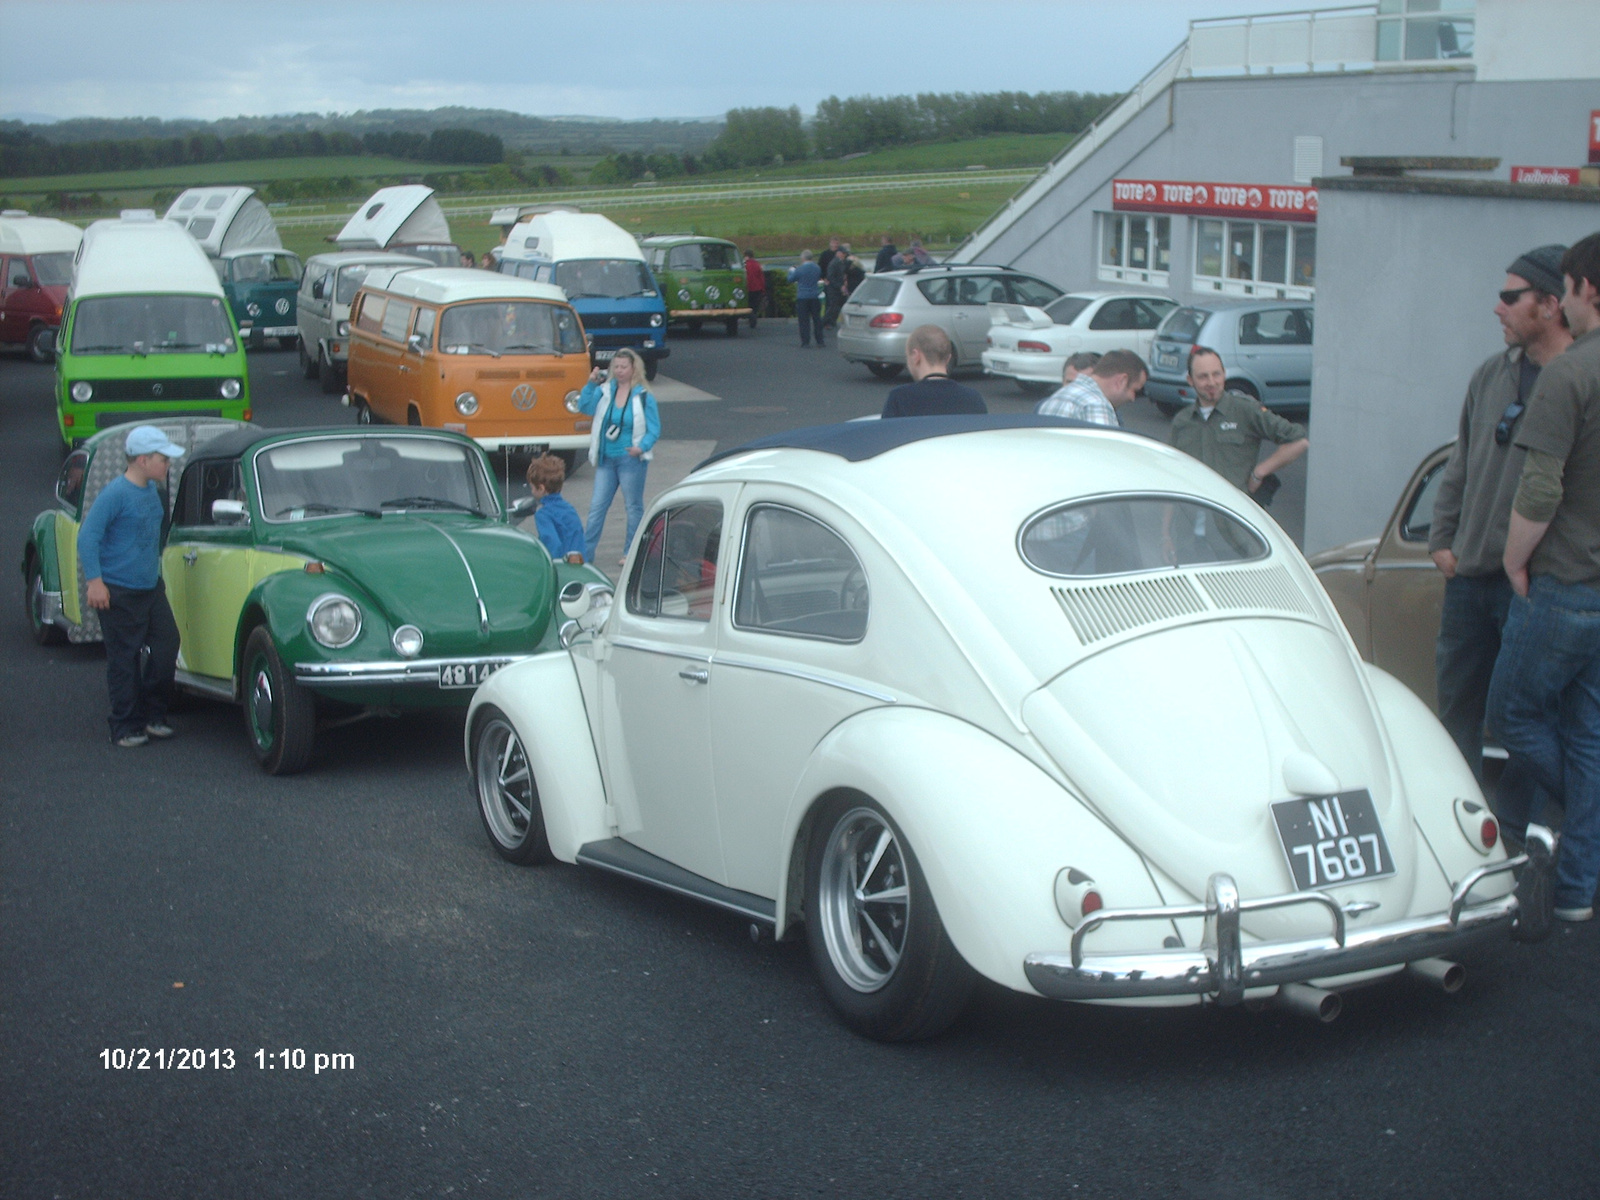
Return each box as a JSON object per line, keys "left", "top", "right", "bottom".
{"left": 817, "top": 807, "right": 911, "bottom": 992}
{"left": 476, "top": 718, "right": 534, "bottom": 849}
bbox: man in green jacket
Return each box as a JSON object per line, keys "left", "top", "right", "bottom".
{"left": 1168, "top": 347, "right": 1308, "bottom": 498}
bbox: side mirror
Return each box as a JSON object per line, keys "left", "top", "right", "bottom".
{"left": 508, "top": 496, "right": 537, "bottom": 521}
{"left": 559, "top": 579, "right": 613, "bottom": 620}
{"left": 406, "top": 334, "right": 425, "bottom": 355}
{"left": 211, "top": 498, "right": 248, "bottom": 525}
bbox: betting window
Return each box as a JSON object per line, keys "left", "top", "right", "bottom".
{"left": 1192, "top": 219, "right": 1315, "bottom": 300}
{"left": 1097, "top": 214, "right": 1171, "bottom": 286}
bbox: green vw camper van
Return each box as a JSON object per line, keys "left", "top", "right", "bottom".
{"left": 164, "top": 187, "right": 303, "bottom": 348}
{"left": 640, "top": 235, "right": 749, "bottom": 335}
{"left": 55, "top": 211, "right": 250, "bottom": 448}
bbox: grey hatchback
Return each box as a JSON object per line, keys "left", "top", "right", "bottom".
{"left": 1144, "top": 299, "right": 1314, "bottom": 414}
{"left": 836, "top": 265, "right": 1063, "bottom": 379}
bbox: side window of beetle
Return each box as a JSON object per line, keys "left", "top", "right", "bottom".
{"left": 626, "top": 503, "right": 723, "bottom": 621}
{"left": 734, "top": 505, "right": 868, "bottom": 643}
{"left": 56, "top": 449, "right": 89, "bottom": 512}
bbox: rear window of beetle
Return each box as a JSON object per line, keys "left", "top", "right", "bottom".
{"left": 1020, "top": 495, "right": 1268, "bottom": 577}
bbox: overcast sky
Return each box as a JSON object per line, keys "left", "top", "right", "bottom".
{"left": 0, "top": 0, "right": 1297, "bottom": 125}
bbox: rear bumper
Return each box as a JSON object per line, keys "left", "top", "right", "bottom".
{"left": 981, "top": 349, "right": 1062, "bottom": 383}
{"left": 837, "top": 326, "right": 908, "bottom": 363}
{"left": 1024, "top": 855, "right": 1533, "bottom": 1003}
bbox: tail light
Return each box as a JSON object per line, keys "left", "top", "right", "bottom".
{"left": 1018, "top": 340, "right": 1051, "bottom": 353}
{"left": 868, "top": 312, "right": 903, "bottom": 329}
{"left": 1453, "top": 798, "right": 1498, "bottom": 855}
{"left": 1054, "top": 867, "right": 1104, "bottom": 926}
{"left": 1481, "top": 817, "right": 1499, "bottom": 850}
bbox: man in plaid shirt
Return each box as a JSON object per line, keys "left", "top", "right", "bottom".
{"left": 1036, "top": 349, "right": 1148, "bottom": 426}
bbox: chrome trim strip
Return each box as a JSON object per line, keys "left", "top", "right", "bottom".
{"left": 576, "top": 838, "right": 777, "bottom": 925}
{"left": 419, "top": 518, "right": 488, "bottom": 636}
{"left": 609, "top": 636, "right": 713, "bottom": 664}
{"left": 1373, "top": 561, "right": 1443, "bottom": 571}
{"left": 1024, "top": 863, "right": 1525, "bottom": 1002}
{"left": 175, "top": 669, "right": 235, "bottom": 700}
{"left": 294, "top": 653, "right": 531, "bottom": 686}
{"left": 711, "top": 654, "right": 898, "bottom": 704}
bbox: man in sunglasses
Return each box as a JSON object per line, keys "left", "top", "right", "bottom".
{"left": 1491, "top": 231, "right": 1600, "bottom": 922}
{"left": 1430, "top": 245, "right": 1570, "bottom": 808}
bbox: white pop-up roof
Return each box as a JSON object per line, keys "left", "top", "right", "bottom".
{"left": 76, "top": 214, "right": 228, "bottom": 299}
{"left": 501, "top": 210, "right": 642, "bottom": 263}
{"left": 163, "top": 187, "right": 282, "bottom": 257}
{"left": 0, "top": 211, "right": 84, "bottom": 257}
{"left": 336, "top": 185, "right": 453, "bottom": 249}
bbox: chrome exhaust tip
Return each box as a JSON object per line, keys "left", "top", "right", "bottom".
{"left": 1406, "top": 957, "right": 1466, "bottom": 994}
{"left": 1275, "top": 981, "right": 1342, "bottom": 1023}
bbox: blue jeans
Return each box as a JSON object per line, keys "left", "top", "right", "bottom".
{"left": 584, "top": 454, "right": 648, "bottom": 563}
{"left": 1488, "top": 575, "right": 1600, "bottom": 909}
{"left": 796, "top": 298, "right": 824, "bottom": 346}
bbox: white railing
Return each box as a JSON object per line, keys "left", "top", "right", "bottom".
{"left": 1187, "top": 5, "right": 1379, "bottom": 74}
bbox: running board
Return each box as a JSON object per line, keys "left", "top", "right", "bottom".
{"left": 175, "top": 669, "right": 234, "bottom": 701}
{"left": 575, "top": 838, "right": 777, "bottom": 926}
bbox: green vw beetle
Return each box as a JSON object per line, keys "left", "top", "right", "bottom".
{"left": 640, "top": 235, "right": 749, "bottom": 335}
{"left": 23, "top": 417, "right": 606, "bottom": 774}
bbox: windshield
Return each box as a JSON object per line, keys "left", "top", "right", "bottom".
{"left": 1045, "top": 296, "right": 1092, "bottom": 325}
{"left": 438, "top": 301, "right": 585, "bottom": 356}
{"left": 667, "top": 242, "right": 739, "bottom": 271}
{"left": 553, "top": 259, "right": 656, "bottom": 300}
{"left": 1159, "top": 307, "right": 1209, "bottom": 343}
{"left": 70, "top": 295, "right": 235, "bottom": 355}
{"left": 1020, "top": 495, "right": 1268, "bottom": 577}
{"left": 255, "top": 436, "right": 498, "bottom": 522}
{"left": 33, "top": 252, "right": 74, "bottom": 286}
{"left": 231, "top": 253, "right": 302, "bottom": 284}
{"left": 400, "top": 244, "right": 461, "bottom": 268}
{"left": 335, "top": 264, "right": 385, "bottom": 305}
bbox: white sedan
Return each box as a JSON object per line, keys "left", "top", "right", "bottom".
{"left": 982, "top": 292, "right": 1177, "bottom": 393}
{"left": 466, "top": 415, "right": 1550, "bottom": 1041}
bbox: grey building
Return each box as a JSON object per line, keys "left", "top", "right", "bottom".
{"left": 949, "top": 0, "right": 1599, "bottom": 549}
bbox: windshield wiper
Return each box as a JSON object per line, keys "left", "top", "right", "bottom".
{"left": 380, "top": 496, "right": 485, "bottom": 515}
{"left": 458, "top": 342, "right": 501, "bottom": 358}
{"left": 274, "top": 502, "right": 382, "bottom": 519}
{"left": 499, "top": 343, "right": 551, "bottom": 353}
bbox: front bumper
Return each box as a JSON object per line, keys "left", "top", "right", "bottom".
{"left": 670, "top": 307, "right": 751, "bottom": 319}
{"left": 469, "top": 434, "right": 589, "bottom": 452}
{"left": 1024, "top": 854, "right": 1533, "bottom": 1004}
{"left": 295, "top": 653, "right": 533, "bottom": 688}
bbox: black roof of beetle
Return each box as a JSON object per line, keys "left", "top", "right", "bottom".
{"left": 696, "top": 413, "right": 1140, "bottom": 470}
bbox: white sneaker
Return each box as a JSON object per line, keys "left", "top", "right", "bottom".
{"left": 1553, "top": 905, "right": 1594, "bottom": 922}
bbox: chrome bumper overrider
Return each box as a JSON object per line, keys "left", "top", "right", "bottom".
{"left": 294, "top": 653, "right": 531, "bottom": 686}
{"left": 1024, "top": 853, "right": 1534, "bottom": 1004}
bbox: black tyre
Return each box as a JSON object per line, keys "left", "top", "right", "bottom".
{"left": 555, "top": 449, "right": 579, "bottom": 475}
{"left": 1016, "top": 379, "right": 1056, "bottom": 397}
{"left": 300, "top": 340, "right": 320, "bottom": 380}
{"left": 279, "top": 336, "right": 299, "bottom": 352}
{"left": 25, "top": 557, "right": 65, "bottom": 646}
{"left": 355, "top": 400, "right": 376, "bottom": 425}
{"left": 27, "top": 324, "right": 57, "bottom": 363}
{"left": 687, "top": 318, "right": 702, "bottom": 333}
{"left": 866, "top": 362, "right": 904, "bottom": 380}
{"left": 242, "top": 626, "right": 317, "bottom": 775}
{"left": 407, "top": 407, "right": 421, "bottom": 426}
{"left": 645, "top": 358, "right": 658, "bottom": 382}
{"left": 471, "top": 707, "right": 553, "bottom": 865}
{"left": 1227, "top": 379, "right": 1260, "bottom": 401}
{"left": 1155, "top": 400, "right": 1182, "bottom": 418}
{"left": 804, "top": 795, "right": 976, "bottom": 1041}
{"left": 725, "top": 317, "right": 739, "bottom": 337}
{"left": 319, "top": 349, "right": 342, "bottom": 395}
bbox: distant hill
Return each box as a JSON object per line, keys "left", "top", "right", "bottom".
{"left": 0, "top": 108, "right": 724, "bottom": 155}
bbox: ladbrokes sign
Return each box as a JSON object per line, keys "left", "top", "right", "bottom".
{"left": 1112, "top": 179, "right": 1318, "bottom": 223}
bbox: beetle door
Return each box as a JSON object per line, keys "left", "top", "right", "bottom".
{"left": 1366, "top": 448, "right": 1451, "bottom": 708}
{"left": 167, "top": 459, "right": 253, "bottom": 681}
{"left": 597, "top": 495, "right": 728, "bottom": 883}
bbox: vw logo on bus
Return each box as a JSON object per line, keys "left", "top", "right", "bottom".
{"left": 511, "top": 383, "right": 536, "bottom": 410}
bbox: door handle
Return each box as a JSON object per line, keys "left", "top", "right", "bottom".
{"left": 678, "top": 667, "right": 709, "bottom": 684}
{"left": 183, "top": 550, "right": 198, "bottom": 566}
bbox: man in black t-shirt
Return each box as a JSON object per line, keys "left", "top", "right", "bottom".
{"left": 881, "top": 325, "right": 988, "bottom": 418}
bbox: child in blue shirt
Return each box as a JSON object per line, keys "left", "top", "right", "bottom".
{"left": 526, "top": 453, "right": 586, "bottom": 563}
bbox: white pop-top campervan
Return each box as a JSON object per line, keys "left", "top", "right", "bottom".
{"left": 163, "top": 187, "right": 281, "bottom": 257}
{"left": 335, "top": 185, "right": 460, "bottom": 268}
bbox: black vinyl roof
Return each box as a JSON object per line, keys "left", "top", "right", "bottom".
{"left": 696, "top": 413, "right": 1136, "bottom": 470}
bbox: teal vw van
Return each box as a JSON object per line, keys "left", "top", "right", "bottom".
{"left": 164, "top": 187, "right": 302, "bottom": 348}
{"left": 640, "top": 234, "right": 749, "bottom": 335}
{"left": 56, "top": 211, "right": 250, "bottom": 448}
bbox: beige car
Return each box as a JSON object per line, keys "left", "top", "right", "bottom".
{"left": 1310, "top": 444, "right": 1451, "bottom": 709}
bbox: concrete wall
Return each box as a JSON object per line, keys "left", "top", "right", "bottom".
{"left": 1475, "top": 0, "right": 1600, "bottom": 82}
{"left": 1303, "top": 183, "right": 1600, "bottom": 553}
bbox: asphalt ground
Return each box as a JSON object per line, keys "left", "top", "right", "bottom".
{"left": 1, "top": 326, "right": 1595, "bottom": 1199}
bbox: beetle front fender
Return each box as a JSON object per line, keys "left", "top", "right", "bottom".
{"left": 466, "top": 653, "right": 608, "bottom": 863}
{"left": 782, "top": 707, "right": 1162, "bottom": 994}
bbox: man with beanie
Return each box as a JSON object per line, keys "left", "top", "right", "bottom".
{"left": 1430, "top": 245, "right": 1570, "bottom": 819}
{"left": 77, "top": 425, "right": 185, "bottom": 748}
{"left": 1490, "top": 231, "right": 1600, "bottom": 922}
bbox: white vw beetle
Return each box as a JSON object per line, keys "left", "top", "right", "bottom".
{"left": 466, "top": 415, "right": 1550, "bottom": 1041}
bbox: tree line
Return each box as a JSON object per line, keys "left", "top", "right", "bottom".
{"left": 0, "top": 127, "right": 503, "bottom": 178}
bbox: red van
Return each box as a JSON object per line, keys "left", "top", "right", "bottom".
{"left": 0, "top": 211, "right": 82, "bottom": 361}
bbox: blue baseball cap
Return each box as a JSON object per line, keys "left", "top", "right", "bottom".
{"left": 124, "top": 425, "right": 186, "bottom": 458}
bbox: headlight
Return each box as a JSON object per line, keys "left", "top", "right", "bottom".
{"left": 70, "top": 381, "right": 93, "bottom": 402}
{"left": 455, "top": 391, "right": 480, "bottom": 416}
{"left": 246, "top": 302, "right": 261, "bottom": 317}
{"left": 564, "top": 389, "right": 582, "bottom": 413}
{"left": 649, "top": 313, "right": 664, "bottom": 327}
{"left": 336, "top": 320, "right": 351, "bottom": 336}
{"left": 219, "top": 378, "right": 242, "bottom": 399}
{"left": 732, "top": 288, "right": 745, "bottom": 300}
{"left": 307, "top": 594, "right": 361, "bottom": 648}
{"left": 392, "top": 625, "right": 424, "bottom": 658}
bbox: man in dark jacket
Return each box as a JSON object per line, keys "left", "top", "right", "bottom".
{"left": 875, "top": 235, "right": 898, "bottom": 274}
{"left": 823, "top": 248, "right": 851, "bottom": 330}
{"left": 881, "top": 325, "right": 987, "bottom": 417}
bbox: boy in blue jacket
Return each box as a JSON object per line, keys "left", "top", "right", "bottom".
{"left": 526, "top": 453, "right": 586, "bottom": 563}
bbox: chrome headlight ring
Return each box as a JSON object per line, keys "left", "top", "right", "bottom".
{"left": 307, "top": 593, "right": 362, "bottom": 648}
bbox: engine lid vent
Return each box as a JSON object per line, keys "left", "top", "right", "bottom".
{"left": 1198, "top": 564, "right": 1314, "bottom": 616}
{"left": 1052, "top": 575, "right": 1207, "bottom": 644}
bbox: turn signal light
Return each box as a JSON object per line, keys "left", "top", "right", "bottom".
{"left": 1453, "top": 797, "right": 1498, "bottom": 856}
{"left": 242, "top": 408, "right": 252, "bottom": 421}
{"left": 868, "top": 312, "right": 903, "bottom": 328}
{"left": 1018, "top": 340, "right": 1052, "bottom": 353}
{"left": 1081, "top": 890, "right": 1104, "bottom": 916}
{"left": 1481, "top": 817, "right": 1499, "bottom": 850}
{"left": 303, "top": 562, "right": 325, "bottom": 575}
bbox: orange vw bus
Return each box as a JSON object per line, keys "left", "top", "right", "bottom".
{"left": 346, "top": 268, "right": 592, "bottom": 458}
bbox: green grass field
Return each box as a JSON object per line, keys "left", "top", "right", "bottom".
{"left": 0, "top": 155, "right": 464, "bottom": 194}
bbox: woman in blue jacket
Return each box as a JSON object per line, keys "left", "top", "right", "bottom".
{"left": 576, "top": 347, "right": 661, "bottom": 565}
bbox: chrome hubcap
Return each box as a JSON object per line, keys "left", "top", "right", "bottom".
{"left": 818, "top": 807, "right": 910, "bottom": 992}
{"left": 476, "top": 719, "right": 533, "bottom": 846}
{"left": 29, "top": 573, "right": 46, "bottom": 628}
{"left": 250, "top": 666, "right": 274, "bottom": 746}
